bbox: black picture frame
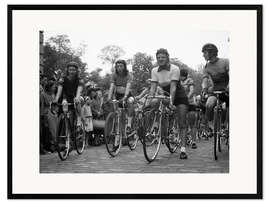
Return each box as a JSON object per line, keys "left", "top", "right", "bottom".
{"left": 7, "top": 4, "right": 263, "bottom": 199}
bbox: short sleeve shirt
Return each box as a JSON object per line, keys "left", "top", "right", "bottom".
{"left": 110, "top": 72, "right": 133, "bottom": 94}
{"left": 151, "top": 64, "right": 187, "bottom": 98}
{"left": 203, "top": 58, "right": 229, "bottom": 91}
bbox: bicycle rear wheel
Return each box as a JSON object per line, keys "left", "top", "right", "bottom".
{"left": 56, "top": 115, "right": 70, "bottom": 161}
{"left": 142, "top": 110, "right": 162, "bottom": 163}
{"left": 165, "top": 114, "right": 180, "bottom": 153}
{"left": 104, "top": 112, "right": 122, "bottom": 157}
{"left": 74, "top": 120, "right": 86, "bottom": 154}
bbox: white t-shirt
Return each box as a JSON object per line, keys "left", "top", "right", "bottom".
{"left": 151, "top": 64, "right": 180, "bottom": 87}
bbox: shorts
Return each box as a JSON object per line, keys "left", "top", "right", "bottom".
{"left": 174, "top": 96, "right": 189, "bottom": 106}
{"left": 115, "top": 92, "right": 133, "bottom": 108}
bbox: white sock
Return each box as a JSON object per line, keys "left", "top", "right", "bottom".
{"left": 127, "top": 117, "right": 132, "bottom": 127}
{"left": 180, "top": 147, "right": 186, "bottom": 153}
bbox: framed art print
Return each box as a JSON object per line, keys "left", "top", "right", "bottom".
{"left": 7, "top": 4, "right": 262, "bottom": 199}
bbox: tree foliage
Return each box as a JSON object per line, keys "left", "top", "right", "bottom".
{"left": 170, "top": 58, "right": 203, "bottom": 94}
{"left": 43, "top": 35, "right": 87, "bottom": 80}
{"left": 98, "top": 45, "right": 125, "bottom": 71}
{"left": 131, "top": 52, "right": 154, "bottom": 94}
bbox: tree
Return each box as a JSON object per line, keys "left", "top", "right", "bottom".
{"left": 170, "top": 58, "right": 203, "bottom": 94}
{"left": 98, "top": 45, "right": 125, "bottom": 72}
{"left": 43, "top": 34, "right": 88, "bottom": 80}
{"left": 131, "top": 52, "right": 154, "bottom": 94}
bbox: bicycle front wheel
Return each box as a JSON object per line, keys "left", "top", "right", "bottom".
{"left": 165, "top": 114, "right": 180, "bottom": 153}
{"left": 142, "top": 110, "right": 162, "bottom": 163}
{"left": 104, "top": 112, "right": 122, "bottom": 157}
{"left": 74, "top": 120, "right": 86, "bottom": 154}
{"left": 213, "top": 107, "right": 221, "bottom": 160}
{"left": 56, "top": 115, "right": 70, "bottom": 161}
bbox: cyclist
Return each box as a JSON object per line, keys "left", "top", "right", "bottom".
{"left": 135, "top": 79, "right": 164, "bottom": 108}
{"left": 180, "top": 69, "right": 197, "bottom": 149}
{"left": 201, "top": 43, "right": 229, "bottom": 132}
{"left": 150, "top": 48, "right": 189, "bottom": 159}
{"left": 54, "top": 61, "right": 84, "bottom": 127}
{"left": 107, "top": 59, "right": 134, "bottom": 133}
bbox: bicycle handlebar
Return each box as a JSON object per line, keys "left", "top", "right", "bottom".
{"left": 146, "top": 95, "right": 171, "bottom": 100}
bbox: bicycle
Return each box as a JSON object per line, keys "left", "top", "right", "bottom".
{"left": 212, "top": 91, "right": 229, "bottom": 160}
{"left": 142, "top": 95, "right": 180, "bottom": 163}
{"left": 104, "top": 99, "right": 139, "bottom": 157}
{"left": 54, "top": 100, "right": 86, "bottom": 161}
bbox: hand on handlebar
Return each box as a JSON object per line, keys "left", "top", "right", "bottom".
{"left": 169, "top": 103, "right": 176, "bottom": 111}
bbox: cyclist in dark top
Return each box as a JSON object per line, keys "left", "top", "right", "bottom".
{"left": 54, "top": 61, "right": 84, "bottom": 126}
{"left": 150, "top": 48, "right": 189, "bottom": 159}
{"left": 201, "top": 43, "right": 229, "bottom": 131}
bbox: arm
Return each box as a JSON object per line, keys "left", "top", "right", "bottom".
{"left": 123, "top": 82, "right": 131, "bottom": 99}
{"left": 108, "top": 83, "right": 115, "bottom": 100}
{"left": 76, "top": 85, "right": 83, "bottom": 99}
{"left": 170, "top": 81, "right": 177, "bottom": 105}
{"left": 136, "top": 88, "right": 148, "bottom": 100}
{"left": 202, "top": 76, "right": 209, "bottom": 92}
{"left": 54, "top": 85, "right": 63, "bottom": 103}
{"left": 150, "top": 68, "right": 158, "bottom": 96}
{"left": 188, "top": 85, "right": 195, "bottom": 99}
{"left": 123, "top": 73, "right": 133, "bottom": 100}
{"left": 202, "top": 66, "right": 210, "bottom": 92}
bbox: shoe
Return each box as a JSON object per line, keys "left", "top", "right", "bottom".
{"left": 191, "top": 143, "right": 197, "bottom": 149}
{"left": 180, "top": 151, "right": 188, "bottom": 159}
{"left": 126, "top": 126, "right": 132, "bottom": 134}
{"left": 40, "top": 149, "right": 48, "bottom": 155}
{"left": 49, "top": 144, "right": 56, "bottom": 153}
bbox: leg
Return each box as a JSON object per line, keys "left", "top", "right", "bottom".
{"left": 176, "top": 104, "right": 188, "bottom": 159}
{"left": 74, "top": 99, "right": 82, "bottom": 126}
{"left": 188, "top": 111, "right": 197, "bottom": 149}
{"left": 127, "top": 97, "right": 135, "bottom": 128}
{"left": 205, "top": 96, "right": 217, "bottom": 130}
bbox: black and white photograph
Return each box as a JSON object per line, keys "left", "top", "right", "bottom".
{"left": 7, "top": 4, "right": 262, "bottom": 199}
{"left": 39, "top": 29, "right": 230, "bottom": 173}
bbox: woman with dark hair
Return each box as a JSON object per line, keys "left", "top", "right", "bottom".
{"left": 54, "top": 61, "right": 84, "bottom": 126}
{"left": 107, "top": 59, "right": 134, "bottom": 132}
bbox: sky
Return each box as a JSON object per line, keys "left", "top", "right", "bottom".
{"left": 44, "top": 12, "right": 230, "bottom": 76}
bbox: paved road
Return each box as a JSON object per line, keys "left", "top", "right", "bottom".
{"left": 40, "top": 138, "right": 229, "bottom": 173}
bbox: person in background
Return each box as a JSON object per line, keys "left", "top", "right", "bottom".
{"left": 81, "top": 96, "right": 93, "bottom": 147}
{"left": 180, "top": 69, "right": 197, "bottom": 149}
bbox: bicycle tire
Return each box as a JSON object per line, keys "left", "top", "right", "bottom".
{"left": 104, "top": 112, "right": 122, "bottom": 157}
{"left": 165, "top": 113, "right": 180, "bottom": 153}
{"left": 213, "top": 107, "right": 219, "bottom": 160}
{"left": 142, "top": 110, "right": 162, "bottom": 163}
{"left": 56, "top": 115, "right": 70, "bottom": 161}
{"left": 74, "top": 120, "right": 86, "bottom": 154}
